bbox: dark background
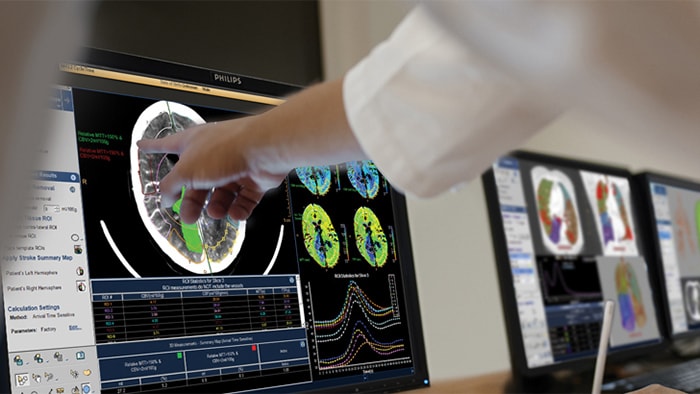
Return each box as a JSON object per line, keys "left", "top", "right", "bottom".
{"left": 86, "top": 1, "right": 323, "bottom": 86}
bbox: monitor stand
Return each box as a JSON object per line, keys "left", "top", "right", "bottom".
{"left": 506, "top": 369, "right": 595, "bottom": 393}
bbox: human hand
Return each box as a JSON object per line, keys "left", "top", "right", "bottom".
{"left": 137, "top": 78, "right": 363, "bottom": 224}
{"left": 136, "top": 116, "right": 289, "bottom": 224}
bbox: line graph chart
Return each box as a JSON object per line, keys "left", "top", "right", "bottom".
{"left": 310, "top": 277, "right": 412, "bottom": 375}
{"left": 538, "top": 257, "right": 603, "bottom": 305}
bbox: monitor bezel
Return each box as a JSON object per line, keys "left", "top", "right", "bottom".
{"left": 0, "top": 47, "right": 430, "bottom": 393}
{"left": 77, "top": 47, "right": 303, "bottom": 99}
{"left": 635, "top": 171, "right": 700, "bottom": 342}
{"left": 482, "top": 150, "right": 666, "bottom": 378}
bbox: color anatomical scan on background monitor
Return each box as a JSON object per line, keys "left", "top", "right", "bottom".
{"left": 482, "top": 152, "right": 662, "bottom": 375}
{"left": 644, "top": 175, "right": 700, "bottom": 336}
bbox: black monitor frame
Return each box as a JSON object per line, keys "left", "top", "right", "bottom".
{"left": 482, "top": 150, "right": 666, "bottom": 383}
{"left": 635, "top": 171, "right": 700, "bottom": 342}
{"left": 0, "top": 47, "right": 430, "bottom": 393}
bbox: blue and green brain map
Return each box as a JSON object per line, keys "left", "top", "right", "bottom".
{"left": 302, "top": 204, "right": 340, "bottom": 268}
{"left": 296, "top": 166, "right": 332, "bottom": 196}
{"left": 346, "top": 160, "right": 380, "bottom": 199}
{"left": 354, "top": 207, "right": 388, "bottom": 267}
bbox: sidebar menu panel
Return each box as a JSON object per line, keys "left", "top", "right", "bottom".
{"left": 2, "top": 88, "right": 100, "bottom": 393}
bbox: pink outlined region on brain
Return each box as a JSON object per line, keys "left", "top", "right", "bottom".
{"left": 130, "top": 101, "right": 245, "bottom": 274}
{"left": 531, "top": 166, "right": 584, "bottom": 254}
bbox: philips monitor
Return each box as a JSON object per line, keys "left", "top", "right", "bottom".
{"left": 0, "top": 48, "right": 430, "bottom": 393}
{"left": 481, "top": 151, "right": 663, "bottom": 387}
{"left": 636, "top": 172, "right": 700, "bottom": 340}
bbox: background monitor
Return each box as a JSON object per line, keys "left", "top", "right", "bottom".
{"left": 0, "top": 48, "right": 429, "bottom": 393}
{"left": 636, "top": 172, "right": 700, "bottom": 340}
{"left": 481, "top": 151, "right": 663, "bottom": 385}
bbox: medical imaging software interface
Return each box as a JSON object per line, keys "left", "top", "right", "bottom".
{"left": 647, "top": 179, "right": 700, "bottom": 336}
{"left": 490, "top": 155, "right": 662, "bottom": 370}
{"left": 1, "top": 58, "right": 426, "bottom": 393}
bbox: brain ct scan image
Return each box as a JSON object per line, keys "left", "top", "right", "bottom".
{"left": 581, "top": 171, "right": 638, "bottom": 256}
{"left": 531, "top": 166, "right": 584, "bottom": 255}
{"left": 130, "top": 101, "right": 245, "bottom": 274}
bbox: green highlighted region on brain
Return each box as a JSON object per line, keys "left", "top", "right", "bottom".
{"left": 172, "top": 186, "right": 203, "bottom": 254}
{"left": 130, "top": 101, "right": 245, "bottom": 274}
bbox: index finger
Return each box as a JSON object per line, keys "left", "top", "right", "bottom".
{"left": 136, "top": 131, "right": 189, "bottom": 154}
{"left": 158, "top": 169, "right": 190, "bottom": 208}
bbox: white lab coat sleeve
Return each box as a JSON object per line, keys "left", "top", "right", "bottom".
{"left": 343, "top": 5, "right": 561, "bottom": 198}
{"left": 424, "top": 1, "right": 700, "bottom": 151}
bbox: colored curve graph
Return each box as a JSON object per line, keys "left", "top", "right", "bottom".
{"left": 538, "top": 259, "right": 602, "bottom": 305}
{"left": 314, "top": 280, "right": 405, "bottom": 371}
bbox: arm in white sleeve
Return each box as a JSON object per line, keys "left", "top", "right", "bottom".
{"left": 424, "top": 1, "right": 700, "bottom": 147}
{"left": 343, "top": 5, "right": 562, "bottom": 198}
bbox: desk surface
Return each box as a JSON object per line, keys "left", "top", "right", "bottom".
{"left": 423, "top": 371, "right": 511, "bottom": 393}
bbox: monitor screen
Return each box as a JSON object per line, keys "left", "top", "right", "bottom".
{"left": 637, "top": 172, "right": 700, "bottom": 339}
{"left": 482, "top": 151, "right": 663, "bottom": 377}
{"left": 1, "top": 48, "right": 429, "bottom": 393}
